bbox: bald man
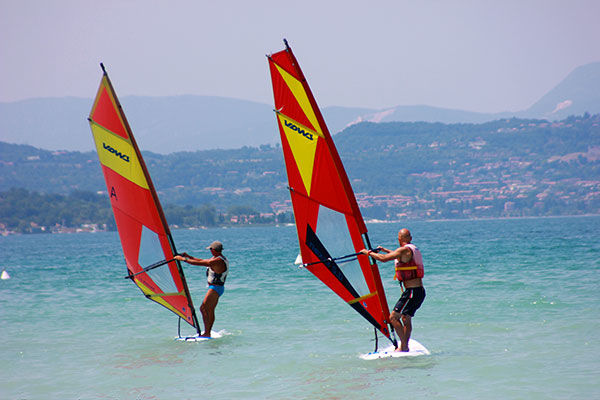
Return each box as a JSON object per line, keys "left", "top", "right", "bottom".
{"left": 361, "top": 229, "right": 425, "bottom": 352}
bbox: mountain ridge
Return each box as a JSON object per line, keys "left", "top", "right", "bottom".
{"left": 1, "top": 62, "right": 599, "bottom": 154}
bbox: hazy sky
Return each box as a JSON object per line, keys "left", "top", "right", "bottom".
{"left": 1, "top": 0, "right": 599, "bottom": 113}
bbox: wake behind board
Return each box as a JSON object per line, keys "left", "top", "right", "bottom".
{"left": 360, "top": 339, "right": 430, "bottom": 360}
{"left": 175, "top": 330, "right": 227, "bottom": 342}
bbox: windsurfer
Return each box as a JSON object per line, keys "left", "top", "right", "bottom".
{"left": 175, "top": 241, "right": 228, "bottom": 338}
{"left": 360, "top": 228, "right": 425, "bottom": 352}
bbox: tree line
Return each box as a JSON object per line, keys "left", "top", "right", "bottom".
{"left": 0, "top": 188, "right": 293, "bottom": 234}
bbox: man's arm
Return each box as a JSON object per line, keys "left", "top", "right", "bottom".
{"left": 360, "top": 246, "right": 410, "bottom": 263}
{"left": 176, "top": 255, "right": 227, "bottom": 274}
{"left": 175, "top": 254, "right": 211, "bottom": 267}
{"left": 377, "top": 246, "right": 392, "bottom": 254}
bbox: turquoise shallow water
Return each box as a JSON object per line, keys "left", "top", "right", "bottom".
{"left": 1, "top": 216, "right": 599, "bottom": 399}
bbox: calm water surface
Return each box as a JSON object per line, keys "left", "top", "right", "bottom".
{"left": 1, "top": 216, "right": 599, "bottom": 399}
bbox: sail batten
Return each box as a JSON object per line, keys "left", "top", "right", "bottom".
{"left": 268, "top": 41, "right": 395, "bottom": 345}
{"left": 88, "top": 66, "right": 200, "bottom": 334}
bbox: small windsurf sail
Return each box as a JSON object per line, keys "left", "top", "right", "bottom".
{"left": 267, "top": 40, "right": 396, "bottom": 347}
{"left": 88, "top": 64, "right": 200, "bottom": 335}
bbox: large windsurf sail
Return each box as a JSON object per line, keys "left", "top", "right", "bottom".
{"left": 267, "top": 40, "right": 397, "bottom": 347}
{"left": 88, "top": 64, "right": 200, "bottom": 335}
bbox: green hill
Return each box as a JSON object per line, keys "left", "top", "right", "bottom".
{"left": 1, "top": 114, "right": 598, "bottom": 233}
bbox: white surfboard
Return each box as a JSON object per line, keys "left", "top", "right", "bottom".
{"left": 360, "top": 339, "right": 430, "bottom": 360}
{"left": 175, "top": 330, "right": 227, "bottom": 342}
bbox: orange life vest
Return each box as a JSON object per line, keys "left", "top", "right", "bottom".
{"left": 394, "top": 243, "right": 424, "bottom": 281}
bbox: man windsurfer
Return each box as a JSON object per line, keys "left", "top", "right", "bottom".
{"left": 175, "top": 241, "right": 228, "bottom": 338}
{"left": 360, "top": 228, "right": 425, "bottom": 352}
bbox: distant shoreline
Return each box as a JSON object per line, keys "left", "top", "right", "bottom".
{"left": 4, "top": 213, "right": 598, "bottom": 237}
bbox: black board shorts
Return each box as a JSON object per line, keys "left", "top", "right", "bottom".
{"left": 393, "top": 286, "right": 426, "bottom": 317}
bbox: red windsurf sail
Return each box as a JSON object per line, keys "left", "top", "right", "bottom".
{"left": 88, "top": 64, "right": 200, "bottom": 334}
{"left": 268, "top": 40, "right": 396, "bottom": 346}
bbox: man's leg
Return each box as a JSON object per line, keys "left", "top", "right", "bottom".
{"left": 399, "top": 314, "right": 412, "bottom": 352}
{"left": 200, "top": 289, "right": 220, "bottom": 337}
{"left": 390, "top": 310, "right": 409, "bottom": 351}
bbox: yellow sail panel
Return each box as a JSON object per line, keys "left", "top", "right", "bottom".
{"left": 274, "top": 63, "right": 323, "bottom": 137}
{"left": 347, "top": 291, "right": 378, "bottom": 305}
{"left": 89, "top": 121, "right": 149, "bottom": 190}
{"left": 135, "top": 279, "right": 187, "bottom": 319}
{"left": 277, "top": 113, "right": 320, "bottom": 195}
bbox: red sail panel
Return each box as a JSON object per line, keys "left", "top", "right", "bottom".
{"left": 88, "top": 68, "right": 200, "bottom": 333}
{"left": 268, "top": 42, "right": 395, "bottom": 344}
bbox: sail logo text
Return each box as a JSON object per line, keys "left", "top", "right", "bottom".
{"left": 103, "top": 143, "right": 130, "bottom": 162}
{"left": 284, "top": 120, "right": 313, "bottom": 141}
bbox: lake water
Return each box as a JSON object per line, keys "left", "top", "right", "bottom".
{"left": 1, "top": 216, "right": 599, "bottom": 399}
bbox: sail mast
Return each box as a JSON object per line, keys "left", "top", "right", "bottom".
{"left": 100, "top": 66, "right": 200, "bottom": 334}
{"left": 268, "top": 40, "right": 396, "bottom": 346}
{"left": 89, "top": 65, "right": 201, "bottom": 335}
